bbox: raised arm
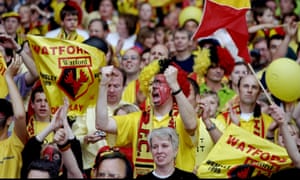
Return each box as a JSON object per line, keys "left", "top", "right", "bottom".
{"left": 0, "top": 34, "right": 39, "bottom": 85}
{"left": 200, "top": 100, "right": 223, "bottom": 143}
{"left": 5, "top": 55, "right": 28, "bottom": 144}
{"left": 292, "top": 101, "right": 300, "bottom": 129}
{"left": 269, "top": 104, "right": 300, "bottom": 168}
{"left": 95, "top": 65, "right": 117, "bottom": 133}
{"left": 272, "top": 21, "right": 298, "bottom": 60}
{"left": 21, "top": 104, "right": 65, "bottom": 179}
{"left": 53, "top": 98, "right": 83, "bottom": 178}
{"left": 164, "top": 66, "right": 197, "bottom": 135}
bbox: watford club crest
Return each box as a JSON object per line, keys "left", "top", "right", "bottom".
{"left": 58, "top": 56, "right": 94, "bottom": 100}
{"left": 227, "top": 164, "right": 256, "bottom": 179}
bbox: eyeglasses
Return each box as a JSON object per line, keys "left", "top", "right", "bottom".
{"left": 94, "top": 146, "right": 124, "bottom": 178}
{"left": 96, "top": 172, "right": 122, "bottom": 178}
{"left": 121, "top": 55, "right": 139, "bottom": 61}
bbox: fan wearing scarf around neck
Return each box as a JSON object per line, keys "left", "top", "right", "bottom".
{"left": 95, "top": 59, "right": 198, "bottom": 178}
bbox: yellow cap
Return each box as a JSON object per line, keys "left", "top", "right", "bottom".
{"left": 1, "top": 11, "right": 21, "bottom": 21}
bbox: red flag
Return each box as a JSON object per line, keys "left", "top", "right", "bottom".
{"left": 192, "top": 0, "right": 251, "bottom": 63}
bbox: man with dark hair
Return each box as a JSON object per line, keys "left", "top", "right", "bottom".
{"left": 26, "top": 159, "right": 60, "bottom": 178}
{"left": 93, "top": 146, "right": 133, "bottom": 179}
{"left": 171, "top": 28, "right": 195, "bottom": 74}
{"left": 26, "top": 84, "right": 53, "bottom": 143}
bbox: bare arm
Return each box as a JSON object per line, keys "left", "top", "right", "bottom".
{"left": 200, "top": 101, "right": 222, "bottom": 143}
{"left": 5, "top": 56, "right": 28, "bottom": 144}
{"left": 269, "top": 104, "right": 300, "bottom": 168}
{"left": 164, "top": 66, "right": 197, "bottom": 135}
{"left": 54, "top": 128, "right": 83, "bottom": 178}
{"left": 272, "top": 21, "right": 298, "bottom": 60}
{"left": 54, "top": 99, "right": 83, "bottom": 178}
{"left": 20, "top": 42, "right": 39, "bottom": 85}
{"left": 292, "top": 101, "right": 300, "bottom": 129}
{"left": 95, "top": 65, "right": 117, "bottom": 133}
{"left": 248, "top": 23, "right": 275, "bottom": 34}
{"left": 0, "top": 34, "right": 39, "bottom": 85}
{"left": 36, "top": 105, "right": 65, "bottom": 142}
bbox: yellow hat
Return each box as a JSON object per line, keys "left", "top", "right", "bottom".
{"left": 178, "top": 6, "right": 202, "bottom": 27}
{"left": 1, "top": 11, "right": 21, "bottom": 21}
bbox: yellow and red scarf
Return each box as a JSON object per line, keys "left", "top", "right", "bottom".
{"left": 221, "top": 104, "right": 266, "bottom": 138}
{"left": 135, "top": 103, "right": 178, "bottom": 177}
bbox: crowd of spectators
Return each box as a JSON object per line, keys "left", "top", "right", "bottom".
{"left": 1, "top": 0, "right": 300, "bottom": 179}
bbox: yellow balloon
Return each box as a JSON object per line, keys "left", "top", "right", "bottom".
{"left": 266, "top": 58, "right": 300, "bottom": 102}
{"left": 178, "top": 6, "right": 202, "bottom": 27}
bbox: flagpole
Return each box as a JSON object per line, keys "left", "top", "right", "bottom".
{"left": 247, "top": 63, "right": 274, "bottom": 105}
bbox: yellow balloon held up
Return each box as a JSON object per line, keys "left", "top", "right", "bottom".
{"left": 266, "top": 58, "right": 300, "bottom": 102}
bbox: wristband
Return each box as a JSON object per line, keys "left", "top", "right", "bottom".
{"left": 206, "top": 123, "right": 216, "bottom": 131}
{"left": 172, "top": 88, "right": 182, "bottom": 96}
{"left": 59, "top": 143, "right": 71, "bottom": 152}
{"left": 15, "top": 40, "right": 28, "bottom": 54}
{"left": 57, "top": 140, "right": 71, "bottom": 151}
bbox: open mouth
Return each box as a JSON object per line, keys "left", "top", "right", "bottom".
{"left": 152, "top": 91, "right": 160, "bottom": 98}
{"left": 152, "top": 92, "right": 161, "bottom": 103}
